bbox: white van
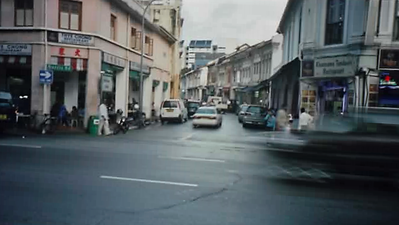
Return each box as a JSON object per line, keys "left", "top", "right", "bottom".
{"left": 160, "top": 99, "right": 188, "bottom": 124}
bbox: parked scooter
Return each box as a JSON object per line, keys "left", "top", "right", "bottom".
{"left": 114, "top": 105, "right": 146, "bottom": 135}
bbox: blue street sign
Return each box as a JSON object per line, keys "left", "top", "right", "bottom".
{"left": 39, "top": 70, "right": 53, "bottom": 84}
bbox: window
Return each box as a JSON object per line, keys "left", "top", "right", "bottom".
{"left": 145, "top": 36, "right": 154, "bottom": 56}
{"left": 131, "top": 27, "right": 137, "bottom": 49}
{"left": 325, "top": 0, "right": 345, "bottom": 45}
{"left": 153, "top": 9, "right": 161, "bottom": 23}
{"left": 59, "top": 0, "right": 81, "bottom": 30}
{"left": 15, "top": 0, "right": 33, "bottom": 26}
{"left": 111, "top": 14, "right": 117, "bottom": 41}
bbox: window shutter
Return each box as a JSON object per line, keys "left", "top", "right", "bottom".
{"left": 149, "top": 38, "right": 154, "bottom": 56}
{"left": 131, "top": 28, "right": 137, "bottom": 49}
{"left": 136, "top": 31, "right": 142, "bottom": 50}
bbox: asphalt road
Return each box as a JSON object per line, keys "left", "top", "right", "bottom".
{"left": 1, "top": 114, "right": 399, "bottom": 225}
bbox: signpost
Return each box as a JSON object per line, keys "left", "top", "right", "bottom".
{"left": 39, "top": 70, "right": 53, "bottom": 84}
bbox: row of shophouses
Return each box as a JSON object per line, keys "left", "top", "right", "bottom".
{"left": 182, "top": 0, "right": 399, "bottom": 117}
{"left": 0, "top": 0, "right": 182, "bottom": 126}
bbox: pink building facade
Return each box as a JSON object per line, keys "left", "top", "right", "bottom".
{"left": 0, "top": 0, "right": 176, "bottom": 126}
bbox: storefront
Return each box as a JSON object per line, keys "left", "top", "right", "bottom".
{"left": 128, "top": 61, "right": 150, "bottom": 111}
{"left": 377, "top": 49, "right": 399, "bottom": 108}
{"left": 48, "top": 46, "right": 88, "bottom": 114}
{"left": 0, "top": 44, "right": 32, "bottom": 115}
{"left": 101, "top": 52, "right": 127, "bottom": 113}
{"left": 299, "top": 56, "right": 358, "bottom": 116}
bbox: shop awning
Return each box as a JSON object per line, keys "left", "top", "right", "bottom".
{"left": 101, "top": 62, "right": 123, "bottom": 73}
{"left": 163, "top": 82, "right": 169, "bottom": 91}
{"left": 269, "top": 57, "right": 300, "bottom": 80}
{"left": 50, "top": 56, "right": 87, "bottom": 71}
{"left": 129, "top": 70, "right": 149, "bottom": 80}
{"left": 237, "top": 83, "right": 267, "bottom": 93}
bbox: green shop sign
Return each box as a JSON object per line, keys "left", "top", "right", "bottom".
{"left": 47, "top": 64, "right": 72, "bottom": 72}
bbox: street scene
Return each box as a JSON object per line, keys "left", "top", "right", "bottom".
{"left": 2, "top": 0, "right": 399, "bottom": 224}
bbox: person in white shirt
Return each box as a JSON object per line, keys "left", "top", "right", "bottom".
{"left": 299, "top": 108, "right": 313, "bottom": 130}
{"left": 98, "top": 100, "right": 112, "bottom": 136}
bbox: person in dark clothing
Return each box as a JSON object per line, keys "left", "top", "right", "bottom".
{"left": 70, "top": 106, "right": 79, "bottom": 127}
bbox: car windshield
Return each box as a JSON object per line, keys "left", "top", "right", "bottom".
{"left": 163, "top": 101, "right": 179, "bottom": 108}
{"left": 196, "top": 108, "right": 216, "bottom": 114}
{"left": 188, "top": 102, "right": 200, "bottom": 108}
{"left": 247, "top": 106, "right": 266, "bottom": 114}
{"left": 241, "top": 106, "right": 249, "bottom": 112}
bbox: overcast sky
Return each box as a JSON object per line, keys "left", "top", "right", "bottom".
{"left": 181, "top": 0, "right": 287, "bottom": 47}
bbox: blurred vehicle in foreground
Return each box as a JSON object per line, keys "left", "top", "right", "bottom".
{"left": 242, "top": 105, "right": 266, "bottom": 128}
{"left": 192, "top": 107, "right": 222, "bottom": 128}
{"left": 186, "top": 100, "right": 201, "bottom": 118}
{"left": 266, "top": 107, "right": 399, "bottom": 184}
{"left": 237, "top": 104, "right": 249, "bottom": 123}
{"left": 0, "top": 91, "right": 17, "bottom": 133}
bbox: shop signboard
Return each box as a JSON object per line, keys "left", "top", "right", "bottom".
{"left": 47, "top": 64, "right": 72, "bottom": 72}
{"left": 101, "top": 74, "right": 114, "bottom": 92}
{"left": 102, "top": 52, "right": 126, "bottom": 68}
{"left": 302, "top": 60, "right": 314, "bottom": 77}
{"left": 129, "top": 61, "right": 150, "bottom": 74}
{"left": 47, "top": 31, "right": 94, "bottom": 46}
{"left": 379, "top": 49, "right": 399, "bottom": 70}
{"left": 0, "top": 44, "right": 31, "bottom": 55}
{"left": 314, "top": 56, "right": 357, "bottom": 77}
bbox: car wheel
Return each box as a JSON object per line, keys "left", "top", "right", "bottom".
{"left": 161, "top": 119, "right": 165, "bottom": 125}
{"left": 219, "top": 123, "right": 222, "bottom": 128}
{"left": 179, "top": 115, "right": 184, "bottom": 124}
{"left": 193, "top": 124, "right": 198, "bottom": 128}
{"left": 242, "top": 123, "right": 247, "bottom": 128}
{"left": 238, "top": 118, "right": 242, "bottom": 123}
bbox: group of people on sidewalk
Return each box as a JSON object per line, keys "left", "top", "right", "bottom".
{"left": 263, "top": 107, "right": 314, "bottom": 132}
{"left": 50, "top": 102, "right": 82, "bottom": 128}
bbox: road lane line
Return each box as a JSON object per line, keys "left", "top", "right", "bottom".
{"left": 100, "top": 175, "right": 198, "bottom": 187}
{"left": 179, "top": 133, "right": 194, "bottom": 141}
{"left": 0, "top": 143, "right": 42, "bottom": 149}
{"left": 159, "top": 156, "right": 225, "bottom": 163}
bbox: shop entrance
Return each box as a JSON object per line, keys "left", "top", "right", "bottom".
{"left": 0, "top": 59, "right": 32, "bottom": 115}
{"left": 319, "top": 80, "right": 347, "bottom": 115}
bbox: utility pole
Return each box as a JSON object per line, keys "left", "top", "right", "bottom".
{"left": 139, "top": 0, "right": 156, "bottom": 112}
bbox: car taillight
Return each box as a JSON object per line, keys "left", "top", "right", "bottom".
{"left": 210, "top": 116, "right": 217, "bottom": 119}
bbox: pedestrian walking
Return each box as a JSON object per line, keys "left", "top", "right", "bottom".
{"left": 298, "top": 108, "right": 313, "bottom": 131}
{"left": 98, "top": 100, "right": 112, "bottom": 136}
{"left": 276, "top": 106, "right": 288, "bottom": 131}
{"left": 264, "top": 110, "right": 276, "bottom": 131}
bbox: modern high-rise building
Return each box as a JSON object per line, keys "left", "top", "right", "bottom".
{"left": 184, "top": 40, "right": 226, "bottom": 69}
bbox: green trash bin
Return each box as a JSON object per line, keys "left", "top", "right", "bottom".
{"left": 88, "top": 116, "right": 100, "bottom": 136}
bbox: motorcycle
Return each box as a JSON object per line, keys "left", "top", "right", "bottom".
{"left": 114, "top": 105, "right": 146, "bottom": 135}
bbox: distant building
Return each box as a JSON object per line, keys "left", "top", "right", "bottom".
{"left": 184, "top": 40, "right": 226, "bottom": 69}
{"left": 139, "top": 0, "right": 183, "bottom": 99}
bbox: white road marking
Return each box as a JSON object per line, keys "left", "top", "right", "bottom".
{"left": 0, "top": 143, "right": 42, "bottom": 149}
{"left": 179, "top": 133, "right": 194, "bottom": 141}
{"left": 100, "top": 175, "right": 198, "bottom": 187}
{"left": 159, "top": 156, "right": 225, "bottom": 163}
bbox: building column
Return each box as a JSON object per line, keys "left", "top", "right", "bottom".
{"left": 31, "top": 45, "right": 45, "bottom": 114}
{"left": 64, "top": 71, "right": 79, "bottom": 111}
{"left": 85, "top": 49, "right": 101, "bottom": 127}
{"left": 115, "top": 66, "right": 129, "bottom": 116}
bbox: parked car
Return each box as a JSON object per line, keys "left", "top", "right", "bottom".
{"left": 237, "top": 104, "right": 249, "bottom": 123}
{"left": 160, "top": 99, "right": 188, "bottom": 124}
{"left": 242, "top": 105, "right": 267, "bottom": 128}
{"left": 186, "top": 100, "right": 201, "bottom": 118}
{"left": 0, "top": 91, "right": 17, "bottom": 133}
{"left": 192, "top": 106, "right": 222, "bottom": 128}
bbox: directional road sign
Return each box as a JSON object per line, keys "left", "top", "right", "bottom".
{"left": 39, "top": 70, "right": 54, "bottom": 84}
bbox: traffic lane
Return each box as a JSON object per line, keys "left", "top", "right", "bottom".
{"left": 0, "top": 145, "right": 242, "bottom": 225}
{"left": 96, "top": 176, "right": 399, "bottom": 225}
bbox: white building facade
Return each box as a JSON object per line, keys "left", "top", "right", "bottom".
{"left": 181, "top": 66, "right": 208, "bottom": 101}
{"left": 276, "top": 0, "right": 399, "bottom": 117}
